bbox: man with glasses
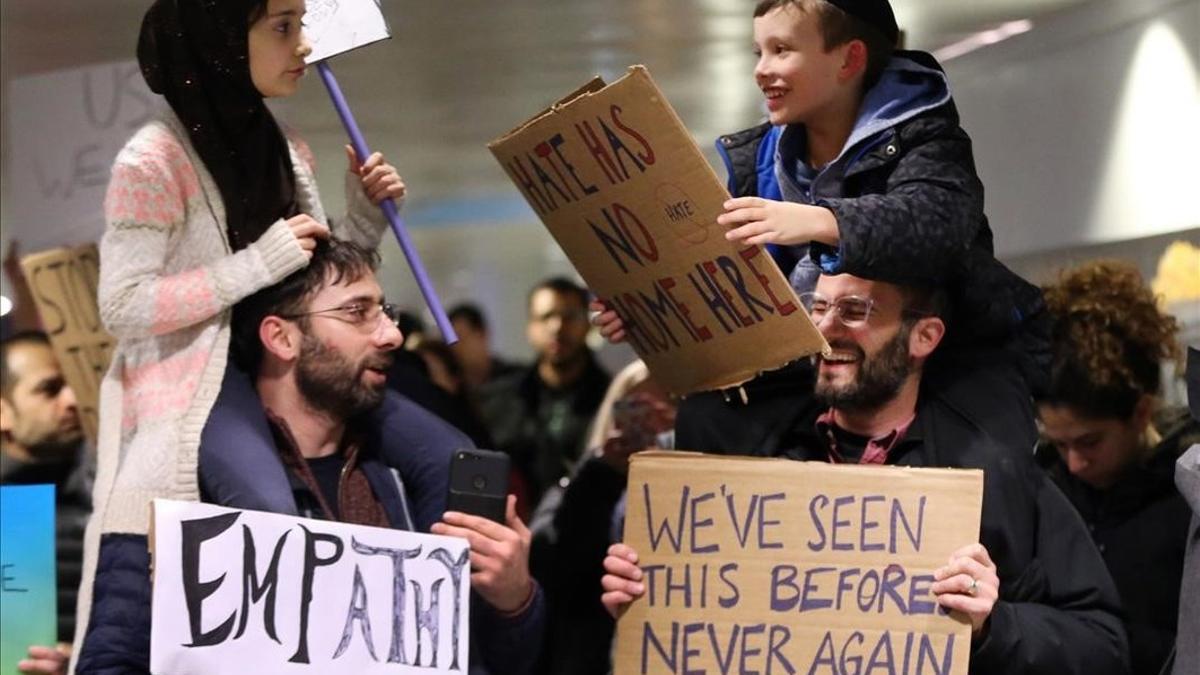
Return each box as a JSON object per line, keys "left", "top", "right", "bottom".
{"left": 601, "top": 272, "right": 1129, "bottom": 674}
{"left": 480, "top": 277, "right": 610, "bottom": 508}
{"left": 201, "top": 239, "right": 544, "bottom": 674}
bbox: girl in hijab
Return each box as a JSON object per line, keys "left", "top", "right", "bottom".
{"left": 72, "top": 0, "right": 404, "bottom": 669}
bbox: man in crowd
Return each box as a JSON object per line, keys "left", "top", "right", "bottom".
{"left": 1, "top": 331, "right": 92, "bottom": 675}
{"left": 235, "top": 239, "right": 543, "bottom": 673}
{"left": 449, "top": 302, "right": 523, "bottom": 392}
{"left": 480, "top": 277, "right": 610, "bottom": 507}
{"left": 75, "top": 240, "right": 544, "bottom": 674}
{"left": 601, "top": 272, "right": 1130, "bottom": 674}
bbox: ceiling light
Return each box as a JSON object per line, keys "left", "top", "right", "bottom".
{"left": 933, "top": 20, "right": 1034, "bottom": 62}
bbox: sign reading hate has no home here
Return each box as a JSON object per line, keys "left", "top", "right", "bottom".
{"left": 489, "top": 66, "right": 827, "bottom": 395}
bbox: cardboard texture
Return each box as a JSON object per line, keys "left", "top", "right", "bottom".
{"left": 150, "top": 500, "right": 471, "bottom": 674}
{"left": 489, "top": 66, "right": 827, "bottom": 395}
{"left": 19, "top": 244, "right": 114, "bottom": 444}
{"left": 615, "top": 451, "right": 983, "bottom": 675}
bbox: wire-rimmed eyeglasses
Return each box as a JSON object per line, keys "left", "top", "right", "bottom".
{"left": 280, "top": 301, "right": 402, "bottom": 333}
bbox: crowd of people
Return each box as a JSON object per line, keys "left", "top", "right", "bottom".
{"left": 1, "top": 0, "right": 1196, "bottom": 674}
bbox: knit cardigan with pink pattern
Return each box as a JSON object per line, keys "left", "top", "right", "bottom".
{"left": 76, "top": 111, "right": 389, "bottom": 642}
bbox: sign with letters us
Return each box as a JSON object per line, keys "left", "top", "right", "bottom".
{"left": 150, "top": 500, "right": 470, "bottom": 674}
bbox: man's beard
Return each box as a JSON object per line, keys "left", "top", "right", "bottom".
{"left": 296, "top": 334, "right": 393, "bottom": 420}
{"left": 815, "top": 325, "right": 914, "bottom": 413}
{"left": 10, "top": 424, "right": 83, "bottom": 461}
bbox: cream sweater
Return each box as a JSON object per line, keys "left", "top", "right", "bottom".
{"left": 75, "top": 111, "right": 388, "bottom": 653}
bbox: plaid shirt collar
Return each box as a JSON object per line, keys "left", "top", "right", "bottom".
{"left": 816, "top": 408, "right": 916, "bottom": 465}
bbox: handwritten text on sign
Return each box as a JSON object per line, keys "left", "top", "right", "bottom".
{"left": 150, "top": 500, "right": 471, "bottom": 674}
{"left": 614, "top": 452, "right": 983, "bottom": 675}
{"left": 489, "top": 67, "right": 826, "bottom": 395}
{"left": 20, "top": 245, "right": 115, "bottom": 444}
{"left": 6, "top": 60, "right": 157, "bottom": 251}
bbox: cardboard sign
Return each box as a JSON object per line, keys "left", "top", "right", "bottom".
{"left": 19, "top": 245, "right": 114, "bottom": 444}
{"left": 615, "top": 452, "right": 983, "bottom": 675}
{"left": 4, "top": 60, "right": 158, "bottom": 253}
{"left": 17, "top": 245, "right": 113, "bottom": 441}
{"left": 150, "top": 500, "right": 471, "bottom": 674}
{"left": 0, "top": 485, "right": 57, "bottom": 672}
{"left": 488, "top": 66, "right": 827, "bottom": 395}
{"left": 304, "top": 0, "right": 390, "bottom": 63}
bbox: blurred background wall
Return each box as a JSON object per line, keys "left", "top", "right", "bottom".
{"left": 1, "top": 0, "right": 1196, "bottom": 366}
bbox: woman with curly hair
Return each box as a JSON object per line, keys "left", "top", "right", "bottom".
{"left": 1036, "top": 259, "right": 1197, "bottom": 675}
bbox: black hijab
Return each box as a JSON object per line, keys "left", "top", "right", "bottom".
{"left": 138, "top": 0, "right": 298, "bottom": 251}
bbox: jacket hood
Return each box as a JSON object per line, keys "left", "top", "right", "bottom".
{"left": 777, "top": 50, "right": 952, "bottom": 176}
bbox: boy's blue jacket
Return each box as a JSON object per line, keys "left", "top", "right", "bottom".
{"left": 715, "top": 50, "right": 1048, "bottom": 389}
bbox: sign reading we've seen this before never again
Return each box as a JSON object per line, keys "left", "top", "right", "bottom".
{"left": 614, "top": 452, "right": 984, "bottom": 675}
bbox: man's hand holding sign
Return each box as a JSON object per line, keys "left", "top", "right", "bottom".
{"left": 601, "top": 453, "right": 984, "bottom": 675}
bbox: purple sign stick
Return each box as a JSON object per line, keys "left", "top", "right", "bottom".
{"left": 316, "top": 61, "right": 457, "bottom": 343}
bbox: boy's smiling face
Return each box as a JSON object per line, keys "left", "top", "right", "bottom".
{"left": 753, "top": 5, "right": 853, "bottom": 127}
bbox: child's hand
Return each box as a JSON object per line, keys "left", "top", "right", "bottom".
{"left": 284, "top": 214, "right": 330, "bottom": 260}
{"left": 346, "top": 145, "right": 407, "bottom": 206}
{"left": 718, "top": 197, "right": 839, "bottom": 247}
{"left": 589, "top": 299, "right": 627, "bottom": 344}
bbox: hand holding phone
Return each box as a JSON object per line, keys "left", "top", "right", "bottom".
{"left": 446, "top": 448, "right": 510, "bottom": 523}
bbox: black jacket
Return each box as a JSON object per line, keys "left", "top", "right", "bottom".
{"left": 1037, "top": 408, "right": 1198, "bottom": 674}
{"left": 529, "top": 456, "right": 628, "bottom": 675}
{"left": 480, "top": 357, "right": 610, "bottom": 505}
{"left": 781, "top": 390, "right": 1131, "bottom": 675}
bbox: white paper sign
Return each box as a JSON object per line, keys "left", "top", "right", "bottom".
{"left": 4, "top": 60, "right": 159, "bottom": 253}
{"left": 150, "top": 500, "right": 470, "bottom": 674}
{"left": 304, "top": 0, "right": 390, "bottom": 63}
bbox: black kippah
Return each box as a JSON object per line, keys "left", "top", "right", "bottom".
{"left": 825, "top": 0, "right": 899, "bottom": 45}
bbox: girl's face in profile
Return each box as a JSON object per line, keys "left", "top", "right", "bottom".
{"left": 249, "top": 0, "right": 311, "bottom": 98}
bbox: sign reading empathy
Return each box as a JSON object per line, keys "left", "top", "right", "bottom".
{"left": 489, "top": 66, "right": 827, "bottom": 395}
{"left": 20, "top": 244, "right": 115, "bottom": 444}
{"left": 150, "top": 500, "right": 471, "bottom": 674}
{"left": 615, "top": 452, "right": 983, "bottom": 675}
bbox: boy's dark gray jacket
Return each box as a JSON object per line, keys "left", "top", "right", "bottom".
{"left": 717, "top": 50, "right": 986, "bottom": 285}
{"left": 716, "top": 49, "right": 1049, "bottom": 392}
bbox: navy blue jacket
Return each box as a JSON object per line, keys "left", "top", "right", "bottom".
{"left": 75, "top": 365, "right": 544, "bottom": 674}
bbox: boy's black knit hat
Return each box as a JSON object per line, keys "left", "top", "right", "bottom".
{"left": 826, "top": 0, "right": 900, "bottom": 45}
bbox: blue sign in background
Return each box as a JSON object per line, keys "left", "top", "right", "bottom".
{"left": 1, "top": 484, "right": 56, "bottom": 673}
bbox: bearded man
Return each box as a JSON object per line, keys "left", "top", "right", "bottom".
{"left": 601, "top": 272, "right": 1131, "bottom": 675}
{"left": 76, "top": 239, "right": 544, "bottom": 674}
